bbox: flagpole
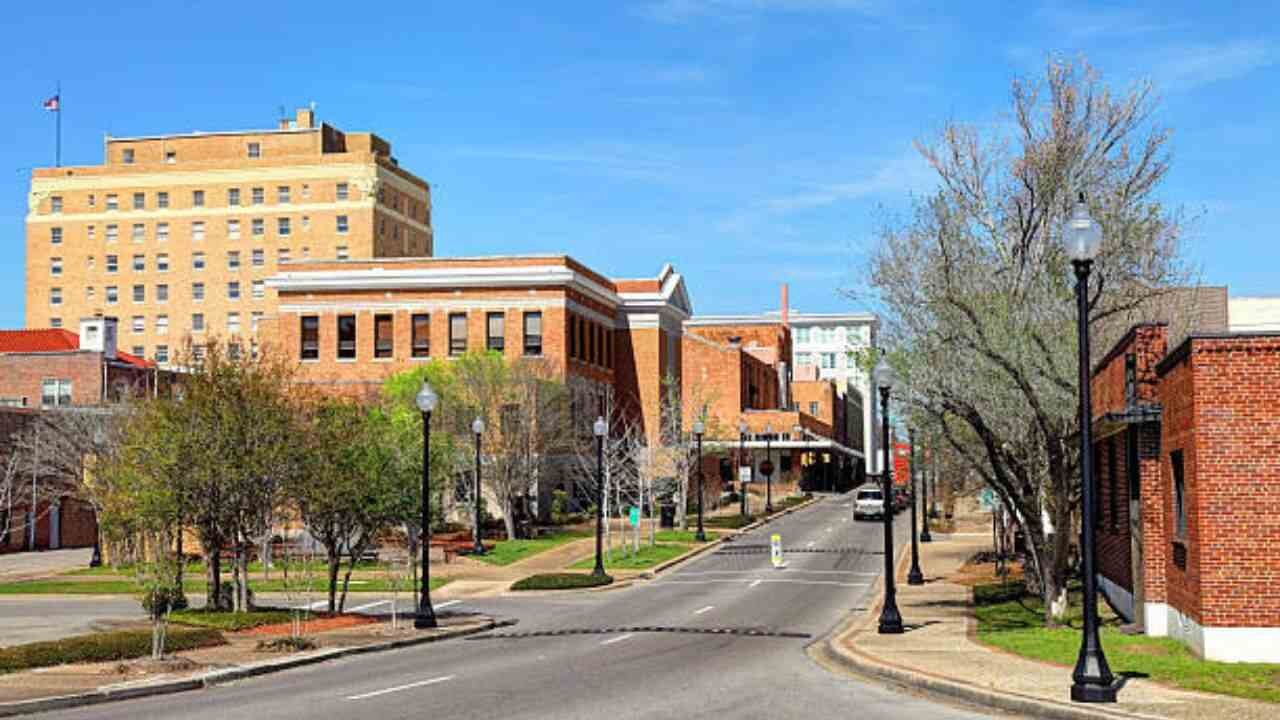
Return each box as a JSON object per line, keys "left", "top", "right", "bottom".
{"left": 55, "top": 81, "right": 61, "bottom": 168}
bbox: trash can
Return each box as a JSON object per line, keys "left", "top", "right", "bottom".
{"left": 659, "top": 504, "right": 676, "bottom": 528}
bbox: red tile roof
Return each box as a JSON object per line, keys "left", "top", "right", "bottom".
{"left": 0, "top": 328, "right": 154, "bottom": 368}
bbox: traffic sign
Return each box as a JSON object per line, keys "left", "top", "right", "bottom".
{"left": 979, "top": 488, "right": 996, "bottom": 511}
{"left": 738, "top": 466, "right": 752, "bottom": 484}
{"left": 628, "top": 506, "right": 641, "bottom": 527}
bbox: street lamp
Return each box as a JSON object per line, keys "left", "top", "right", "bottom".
{"left": 792, "top": 424, "right": 804, "bottom": 493}
{"left": 920, "top": 438, "right": 933, "bottom": 543}
{"left": 471, "top": 416, "right": 486, "bottom": 556}
{"left": 875, "top": 355, "right": 904, "bottom": 634}
{"left": 907, "top": 428, "right": 924, "bottom": 586}
{"left": 762, "top": 423, "right": 775, "bottom": 513}
{"left": 737, "top": 419, "right": 750, "bottom": 518}
{"left": 414, "top": 382, "right": 439, "bottom": 629}
{"left": 692, "top": 419, "right": 706, "bottom": 542}
{"left": 1065, "top": 193, "right": 1115, "bottom": 703}
{"left": 592, "top": 416, "right": 608, "bottom": 578}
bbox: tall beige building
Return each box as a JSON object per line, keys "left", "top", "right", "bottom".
{"left": 25, "top": 108, "right": 432, "bottom": 364}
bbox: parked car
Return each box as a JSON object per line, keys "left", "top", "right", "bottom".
{"left": 853, "top": 485, "right": 886, "bottom": 520}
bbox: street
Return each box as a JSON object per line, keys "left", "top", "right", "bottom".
{"left": 30, "top": 497, "right": 993, "bottom": 719}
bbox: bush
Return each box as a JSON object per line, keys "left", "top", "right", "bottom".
{"left": 255, "top": 636, "right": 317, "bottom": 653}
{"left": 0, "top": 627, "right": 226, "bottom": 674}
{"left": 510, "top": 573, "right": 613, "bottom": 591}
{"left": 550, "top": 490, "right": 570, "bottom": 525}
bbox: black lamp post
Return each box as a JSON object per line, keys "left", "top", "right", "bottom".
{"left": 876, "top": 356, "right": 904, "bottom": 634}
{"left": 592, "top": 415, "right": 608, "bottom": 578}
{"left": 414, "top": 382, "right": 439, "bottom": 629}
{"left": 471, "top": 416, "right": 486, "bottom": 556}
{"left": 920, "top": 438, "right": 933, "bottom": 543}
{"left": 737, "top": 419, "right": 750, "bottom": 519}
{"left": 693, "top": 419, "right": 706, "bottom": 542}
{"left": 763, "top": 423, "right": 775, "bottom": 513}
{"left": 907, "top": 428, "right": 924, "bottom": 586}
{"left": 1065, "top": 193, "right": 1116, "bottom": 703}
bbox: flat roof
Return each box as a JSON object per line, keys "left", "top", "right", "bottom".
{"left": 105, "top": 126, "right": 320, "bottom": 143}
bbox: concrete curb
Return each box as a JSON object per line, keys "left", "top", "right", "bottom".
{"left": 0, "top": 617, "right": 511, "bottom": 718}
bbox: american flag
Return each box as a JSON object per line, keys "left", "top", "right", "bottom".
{"left": 42, "top": 95, "right": 59, "bottom": 112}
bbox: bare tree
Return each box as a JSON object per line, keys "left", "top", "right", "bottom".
{"left": 855, "top": 58, "right": 1192, "bottom": 622}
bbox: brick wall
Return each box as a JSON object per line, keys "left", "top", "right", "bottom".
{"left": 1096, "top": 431, "right": 1133, "bottom": 590}
{"left": 0, "top": 352, "right": 104, "bottom": 407}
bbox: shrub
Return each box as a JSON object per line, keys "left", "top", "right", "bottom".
{"left": 550, "top": 490, "right": 570, "bottom": 525}
{"left": 0, "top": 628, "right": 226, "bottom": 674}
{"left": 255, "top": 636, "right": 317, "bottom": 653}
{"left": 510, "top": 573, "right": 613, "bottom": 591}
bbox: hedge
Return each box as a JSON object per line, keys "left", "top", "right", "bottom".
{"left": 0, "top": 627, "right": 227, "bottom": 674}
{"left": 510, "top": 573, "right": 614, "bottom": 591}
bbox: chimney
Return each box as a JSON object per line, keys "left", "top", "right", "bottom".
{"left": 79, "top": 316, "right": 117, "bottom": 360}
{"left": 781, "top": 283, "right": 790, "bottom": 327}
{"left": 296, "top": 108, "right": 315, "bottom": 129}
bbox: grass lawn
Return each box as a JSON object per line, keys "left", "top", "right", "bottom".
{"left": 510, "top": 573, "right": 613, "bottom": 591}
{"left": 67, "top": 559, "right": 383, "bottom": 577}
{"left": 472, "top": 530, "right": 591, "bottom": 567}
{"left": 170, "top": 608, "right": 298, "bottom": 631}
{"left": 568, "top": 543, "right": 690, "bottom": 571}
{"left": 974, "top": 581, "right": 1280, "bottom": 704}
{"left": 0, "top": 576, "right": 449, "bottom": 595}
{"left": 653, "top": 530, "right": 719, "bottom": 544}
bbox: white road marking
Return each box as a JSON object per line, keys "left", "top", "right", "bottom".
{"left": 805, "top": 541, "right": 816, "bottom": 548}
{"left": 434, "top": 600, "right": 461, "bottom": 609}
{"left": 350, "top": 599, "right": 392, "bottom": 612}
{"left": 661, "top": 579, "right": 870, "bottom": 589}
{"left": 694, "top": 605, "right": 715, "bottom": 615}
{"left": 671, "top": 570, "right": 874, "bottom": 577}
{"left": 600, "top": 633, "right": 634, "bottom": 646}
{"left": 296, "top": 600, "right": 329, "bottom": 610}
{"left": 346, "top": 675, "right": 454, "bottom": 701}
{"left": 749, "top": 579, "right": 763, "bottom": 588}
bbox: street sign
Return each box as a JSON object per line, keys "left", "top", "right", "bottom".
{"left": 628, "top": 506, "right": 641, "bottom": 527}
{"left": 979, "top": 488, "right": 996, "bottom": 511}
{"left": 770, "top": 533, "right": 784, "bottom": 568}
{"left": 738, "top": 466, "right": 752, "bottom": 484}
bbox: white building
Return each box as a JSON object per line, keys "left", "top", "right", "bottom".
{"left": 1229, "top": 296, "right": 1280, "bottom": 332}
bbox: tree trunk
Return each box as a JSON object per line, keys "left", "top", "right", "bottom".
{"left": 326, "top": 549, "right": 340, "bottom": 614}
{"left": 501, "top": 496, "right": 517, "bottom": 541}
{"left": 205, "top": 547, "right": 222, "bottom": 610}
{"left": 338, "top": 540, "right": 365, "bottom": 614}
{"left": 236, "top": 543, "right": 250, "bottom": 612}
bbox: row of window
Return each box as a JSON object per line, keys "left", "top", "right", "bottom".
{"left": 793, "top": 326, "right": 868, "bottom": 345}
{"left": 49, "top": 215, "right": 350, "bottom": 246}
{"left": 48, "top": 182, "right": 353, "bottom": 215}
{"left": 53, "top": 246, "right": 349, "bottom": 277}
{"left": 120, "top": 141, "right": 261, "bottom": 165}
{"left": 566, "top": 313, "right": 614, "bottom": 370}
{"left": 300, "top": 311, "right": 544, "bottom": 361}
{"left": 795, "top": 351, "right": 855, "bottom": 370}
{"left": 50, "top": 279, "right": 267, "bottom": 306}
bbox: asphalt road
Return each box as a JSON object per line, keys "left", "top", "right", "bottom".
{"left": 31, "top": 496, "right": 995, "bottom": 719}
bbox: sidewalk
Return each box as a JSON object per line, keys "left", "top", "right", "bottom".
{"left": 825, "top": 528, "right": 1274, "bottom": 720}
{"left": 0, "top": 549, "right": 93, "bottom": 581}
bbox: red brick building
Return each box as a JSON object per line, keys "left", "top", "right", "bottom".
{"left": 1091, "top": 323, "right": 1280, "bottom": 662}
{"left": 0, "top": 318, "right": 163, "bottom": 408}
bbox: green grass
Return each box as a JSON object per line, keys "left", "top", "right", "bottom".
{"left": 0, "top": 627, "right": 226, "bottom": 674}
{"left": 67, "top": 559, "right": 384, "bottom": 577}
{"left": 653, "top": 530, "right": 719, "bottom": 544}
{"left": 472, "top": 530, "right": 591, "bottom": 567}
{"left": 169, "top": 608, "right": 298, "bottom": 631}
{"left": 701, "top": 514, "right": 756, "bottom": 529}
{"left": 568, "top": 543, "right": 690, "bottom": 571}
{"left": 510, "top": 573, "right": 613, "bottom": 591}
{"left": 974, "top": 581, "right": 1280, "bottom": 704}
{"left": 0, "top": 576, "right": 450, "bottom": 595}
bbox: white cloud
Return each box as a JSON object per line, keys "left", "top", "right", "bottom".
{"left": 1149, "top": 39, "right": 1276, "bottom": 92}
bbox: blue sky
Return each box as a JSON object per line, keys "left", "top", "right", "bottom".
{"left": 2, "top": 1, "right": 1277, "bottom": 327}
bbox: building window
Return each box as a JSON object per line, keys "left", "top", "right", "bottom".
{"left": 247, "top": 142, "right": 261, "bottom": 158}
{"left": 227, "top": 251, "right": 240, "bottom": 270}
{"left": 105, "top": 224, "right": 118, "bottom": 243}
{"left": 794, "top": 327, "right": 809, "bottom": 344}
{"left": 192, "top": 313, "right": 205, "bottom": 331}
{"left": 155, "top": 345, "right": 169, "bottom": 363}
{"left": 277, "top": 218, "right": 291, "bottom": 236}
{"left": 49, "top": 287, "right": 62, "bottom": 306}
{"left": 191, "top": 221, "right": 205, "bottom": 241}
{"left": 191, "top": 344, "right": 207, "bottom": 362}
{"left": 41, "top": 379, "right": 72, "bottom": 408}
{"left": 106, "top": 193, "right": 119, "bottom": 210}
{"left": 809, "top": 401, "right": 819, "bottom": 415}
{"left": 131, "top": 316, "right": 144, "bottom": 333}
{"left": 192, "top": 190, "right": 204, "bottom": 207}
{"left": 336, "top": 215, "right": 349, "bottom": 234}
{"left": 192, "top": 282, "right": 204, "bottom": 301}
{"left": 227, "top": 312, "right": 241, "bottom": 335}
{"left": 156, "top": 284, "right": 169, "bottom": 303}
{"left": 132, "top": 347, "right": 146, "bottom": 362}
{"left": 192, "top": 252, "right": 205, "bottom": 270}
{"left": 85, "top": 287, "right": 95, "bottom": 301}
{"left": 301, "top": 316, "right": 319, "bottom": 360}
{"left": 156, "top": 315, "right": 168, "bottom": 335}
{"left": 1108, "top": 437, "right": 1119, "bottom": 531}
{"left": 278, "top": 248, "right": 290, "bottom": 263}
{"left": 156, "top": 253, "right": 169, "bottom": 272}
{"left": 523, "top": 312, "right": 542, "bottom": 356}
{"left": 227, "top": 188, "right": 241, "bottom": 206}
{"left": 374, "top": 314, "right": 394, "bottom": 359}
{"left": 88, "top": 194, "right": 96, "bottom": 208}
{"left": 821, "top": 353, "right": 836, "bottom": 369}
{"left": 50, "top": 257, "right": 62, "bottom": 276}
{"left": 87, "top": 256, "right": 95, "bottom": 270}
{"left": 336, "top": 245, "right": 349, "bottom": 260}
{"left": 122, "top": 149, "right": 134, "bottom": 164}
{"left": 252, "top": 248, "right": 264, "bottom": 267}
{"left": 156, "top": 223, "right": 169, "bottom": 242}
{"left": 157, "top": 192, "right": 169, "bottom": 209}
{"left": 301, "top": 246, "right": 310, "bottom": 259}
{"left": 277, "top": 186, "right": 290, "bottom": 204}
{"left": 132, "top": 223, "right": 145, "bottom": 243}
{"left": 412, "top": 314, "right": 430, "bottom": 358}
{"left": 251, "top": 187, "right": 264, "bottom": 205}
{"left": 106, "top": 286, "right": 118, "bottom": 304}
{"left": 1171, "top": 450, "right": 1187, "bottom": 538}
{"left": 336, "top": 182, "right": 349, "bottom": 201}
{"left": 252, "top": 280, "right": 264, "bottom": 299}
{"left": 50, "top": 196, "right": 62, "bottom": 213}
{"left": 132, "top": 284, "right": 145, "bottom": 303}
{"left": 486, "top": 313, "right": 505, "bottom": 353}
{"left": 301, "top": 215, "right": 310, "bottom": 230}
{"left": 227, "top": 281, "right": 241, "bottom": 300}
{"left": 132, "top": 254, "right": 145, "bottom": 272}
{"left": 164, "top": 150, "right": 176, "bottom": 163}
{"left": 87, "top": 225, "right": 95, "bottom": 241}
{"left": 449, "top": 313, "right": 467, "bottom": 356}
{"left": 227, "top": 219, "right": 240, "bottom": 239}
{"left": 50, "top": 227, "right": 62, "bottom": 245}
{"left": 252, "top": 218, "right": 265, "bottom": 237}
{"left": 248, "top": 311, "right": 262, "bottom": 333}
{"left": 133, "top": 192, "right": 145, "bottom": 210}
{"left": 337, "top": 315, "right": 356, "bottom": 359}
